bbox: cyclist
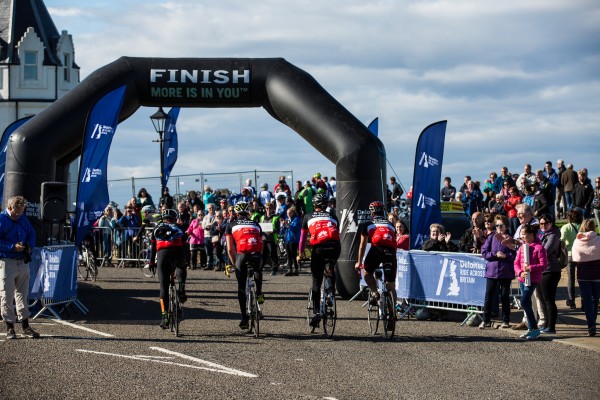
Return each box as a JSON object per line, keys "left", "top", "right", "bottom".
{"left": 298, "top": 193, "right": 341, "bottom": 328}
{"left": 225, "top": 201, "right": 264, "bottom": 330}
{"left": 354, "top": 201, "right": 398, "bottom": 321}
{"left": 148, "top": 209, "right": 188, "bottom": 329}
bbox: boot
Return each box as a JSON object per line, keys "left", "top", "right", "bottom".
{"left": 6, "top": 322, "right": 16, "bottom": 340}
{"left": 178, "top": 283, "right": 187, "bottom": 303}
{"left": 21, "top": 319, "right": 39, "bottom": 338}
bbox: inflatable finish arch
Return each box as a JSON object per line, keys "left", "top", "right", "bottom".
{"left": 5, "top": 57, "right": 386, "bottom": 298}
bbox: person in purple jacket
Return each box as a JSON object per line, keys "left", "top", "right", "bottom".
{"left": 513, "top": 224, "right": 549, "bottom": 340}
{"left": 480, "top": 214, "right": 517, "bottom": 329}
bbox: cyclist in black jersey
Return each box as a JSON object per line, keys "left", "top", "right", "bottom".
{"left": 299, "top": 193, "right": 341, "bottom": 328}
{"left": 355, "top": 201, "right": 398, "bottom": 307}
{"left": 149, "top": 209, "right": 188, "bottom": 329}
{"left": 225, "top": 201, "right": 264, "bottom": 330}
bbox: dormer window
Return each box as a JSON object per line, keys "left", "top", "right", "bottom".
{"left": 24, "top": 51, "right": 38, "bottom": 80}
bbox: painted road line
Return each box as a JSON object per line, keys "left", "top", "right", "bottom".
{"left": 75, "top": 349, "right": 254, "bottom": 376}
{"left": 150, "top": 346, "right": 258, "bottom": 378}
{"left": 55, "top": 320, "right": 114, "bottom": 337}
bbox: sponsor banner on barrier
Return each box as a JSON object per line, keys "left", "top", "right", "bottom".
{"left": 29, "top": 246, "right": 78, "bottom": 301}
{"left": 396, "top": 250, "right": 485, "bottom": 306}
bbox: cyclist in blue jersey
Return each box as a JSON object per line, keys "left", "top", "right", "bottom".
{"left": 149, "top": 209, "right": 188, "bottom": 329}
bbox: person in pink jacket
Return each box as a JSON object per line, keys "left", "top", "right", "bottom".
{"left": 571, "top": 219, "right": 600, "bottom": 337}
{"left": 186, "top": 211, "right": 205, "bottom": 270}
{"left": 513, "top": 224, "right": 548, "bottom": 340}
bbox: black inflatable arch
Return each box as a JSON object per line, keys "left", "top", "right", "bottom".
{"left": 5, "top": 57, "right": 386, "bottom": 298}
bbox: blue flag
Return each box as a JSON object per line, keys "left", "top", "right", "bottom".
{"left": 367, "top": 117, "right": 379, "bottom": 137}
{"left": 162, "top": 107, "right": 180, "bottom": 190}
{"left": 0, "top": 116, "right": 33, "bottom": 205}
{"left": 75, "top": 85, "right": 126, "bottom": 245}
{"left": 410, "top": 121, "right": 447, "bottom": 249}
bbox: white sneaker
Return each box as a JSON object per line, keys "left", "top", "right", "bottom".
{"left": 520, "top": 330, "right": 532, "bottom": 339}
{"left": 500, "top": 322, "right": 511, "bottom": 329}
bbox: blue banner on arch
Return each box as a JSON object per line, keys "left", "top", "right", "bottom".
{"left": 162, "top": 107, "right": 180, "bottom": 190}
{"left": 75, "top": 85, "right": 126, "bottom": 245}
{"left": 410, "top": 121, "right": 447, "bottom": 249}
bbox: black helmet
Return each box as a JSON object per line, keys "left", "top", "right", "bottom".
{"left": 161, "top": 209, "right": 178, "bottom": 221}
{"left": 234, "top": 201, "right": 250, "bottom": 215}
{"left": 313, "top": 193, "right": 328, "bottom": 209}
{"left": 369, "top": 201, "right": 384, "bottom": 215}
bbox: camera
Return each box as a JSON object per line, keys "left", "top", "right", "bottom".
{"left": 18, "top": 242, "right": 32, "bottom": 263}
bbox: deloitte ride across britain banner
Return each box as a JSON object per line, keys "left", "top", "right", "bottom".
{"left": 395, "top": 250, "right": 486, "bottom": 306}
{"left": 410, "top": 121, "right": 447, "bottom": 250}
{"left": 75, "top": 85, "right": 127, "bottom": 246}
{"left": 161, "top": 107, "right": 180, "bottom": 190}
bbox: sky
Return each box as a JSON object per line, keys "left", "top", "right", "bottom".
{"left": 46, "top": 0, "right": 600, "bottom": 205}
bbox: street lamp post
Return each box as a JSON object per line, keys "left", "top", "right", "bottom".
{"left": 150, "top": 107, "right": 169, "bottom": 201}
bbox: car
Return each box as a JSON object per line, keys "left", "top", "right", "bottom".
{"left": 440, "top": 202, "right": 470, "bottom": 246}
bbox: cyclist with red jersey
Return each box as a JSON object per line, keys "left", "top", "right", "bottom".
{"left": 355, "top": 201, "right": 398, "bottom": 306}
{"left": 225, "top": 201, "right": 264, "bottom": 330}
{"left": 298, "top": 193, "right": 341, "bottom": 328}
{"left": 149, "top": 209, "right": 188, "bottom": 329}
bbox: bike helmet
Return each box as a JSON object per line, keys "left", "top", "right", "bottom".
{"left": 368, "top": 201, "right": 385, "bottom": 215}
{"left": 161, "top": 209, "right": 178, "bottom": 221}
{"left": 141, "top": 205, "right": 156, "bottom": 214}
{"left": 313, "top": 193, "right": 328, "bottom": 210}
{"left": 233, "top": 201, "right": 250, "bottom": 215}
{"left": 261, "top": 183, "right": 269, "bottom": 190}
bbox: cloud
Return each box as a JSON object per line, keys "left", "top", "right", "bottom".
{"left": 45, "top": 0, "right": 600, "bottom": 201}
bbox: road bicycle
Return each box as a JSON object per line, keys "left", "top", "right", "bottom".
{"left": 137, "top": 236, "right": 156, "bottom": 278}
{"left": 306, "top": 259, "right": 337, "bottom": 338}
{"left": 78, "top": 241, "right": 97, "bottom": 282}
{"left": 246, "top": 263, "right": 262, "bottom": 338}
{"left": 167, "top": 272, "right": 182, "bottom": 337}
{"left": 366, "top": 262, "right": 396, "bottom": 339}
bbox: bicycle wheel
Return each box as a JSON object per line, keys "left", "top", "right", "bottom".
{"left": 306, "top": 289, "right": 316, "bottom": 333}
{"left": 87, "top": 253, "right": 98, "bottom": 282}
{"left": 367, "top": 290, "right": 380, "bottom": 335}
{"left": 138, "top": 248, "right": 155, "bottom": 278}
{"left": 250, "top": 285, "right": 260, "bottom": 338}
{"left": 172, "top": 290, "right": 180, "bottom": 337}
{"left": 382, "top": 292, "right": 396, "bottom": 339}
{"left": 168, "top": 284, "right": 176, "bottom": 333}
{"left": 79, "top": 251, "right": 90, "bottom": 281}
{"left": 322, "top": 289, "right": 336, "bottom": 338}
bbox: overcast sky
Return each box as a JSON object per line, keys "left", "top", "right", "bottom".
{"left": 47, "top": 0, "right": 599, "bottom": 204}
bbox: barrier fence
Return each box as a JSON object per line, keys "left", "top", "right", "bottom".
{"left": 67, "top": 169, "right": 294, "bottom": 211}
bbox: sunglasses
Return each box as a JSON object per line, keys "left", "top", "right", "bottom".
{"left": 496, "top": 224, "right": 505, "bottom": 228}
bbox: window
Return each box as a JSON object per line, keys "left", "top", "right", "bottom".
{"left": 24, "top": 51, "right": 38, "bottom": 80}
{"left": 63, "top": 53, "right": 70, "bottom": 82}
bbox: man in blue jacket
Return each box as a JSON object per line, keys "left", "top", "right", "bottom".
{"left": 0, "top": 196, "right": 38, "bottom": 339}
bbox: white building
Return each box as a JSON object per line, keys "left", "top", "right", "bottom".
{"left": 0, "top": 0, "right": 80, "bottom": 133}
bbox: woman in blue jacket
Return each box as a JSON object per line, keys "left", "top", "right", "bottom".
{"left": 283, "top": 207, "right": 302, "bottom": 276}
{"left": 480, "top": 214, "right": 516, "bottom": 328}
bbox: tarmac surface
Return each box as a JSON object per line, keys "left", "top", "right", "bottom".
{"left": 1, "top": 264, "right": 598, "bottom": 400}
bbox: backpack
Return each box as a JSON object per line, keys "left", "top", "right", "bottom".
{"left": 558, "top": 239, "right": 568, "bottom": 269}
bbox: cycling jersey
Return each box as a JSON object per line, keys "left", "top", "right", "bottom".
{"left": 358, "top": 216, "right": 396, "bottom": 248}
{"left": 226, "top": 218, "right": 263, "bottom": 253}
{"left": 301, "top": 211, "right": 340, "bottom": 246}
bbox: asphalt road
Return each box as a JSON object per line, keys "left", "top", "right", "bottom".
{"left": 1, "top": 266, "right": 599, "bottom": 400}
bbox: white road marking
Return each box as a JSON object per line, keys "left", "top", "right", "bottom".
{"left": 75, "top": 347, "right": 258, "bottom": 378}
{"left": 323, "top": 397, "right": 339, "bottom": 400}
{"left": 135, "top": 355, "right": 175, "bottom": 360}
{"left": 54, "top": 320, "right": 114, "bottom": 337}
{"left": 76, "top": 349, "right": 237, "bottom": 374}
{"left": 150, "top": 346, "right": 258, "bottom": 378}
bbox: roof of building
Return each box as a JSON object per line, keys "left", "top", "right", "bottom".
{"left": 0, "top": 0, "right": 77, "bottom": 67}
